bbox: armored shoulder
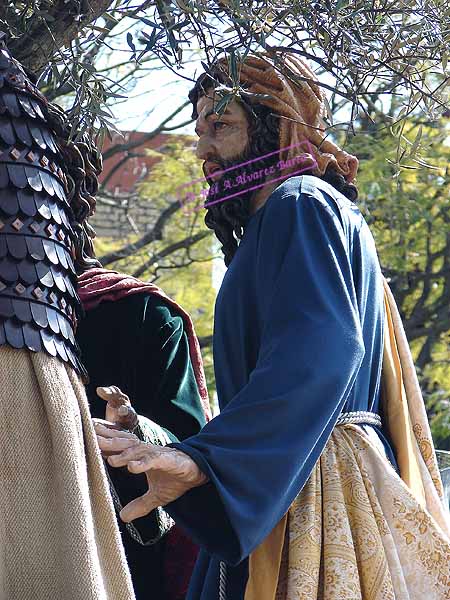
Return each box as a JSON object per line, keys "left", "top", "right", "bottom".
{"left": 0, "top": 42, "right": 84, "bottom": 375}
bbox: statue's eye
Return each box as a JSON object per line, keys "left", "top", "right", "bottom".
{"left": 213, "top": 122, "right": 227, "bottom": 131}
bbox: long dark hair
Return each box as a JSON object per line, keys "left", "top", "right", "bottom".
{"left": 189, "top": 71, "right": 358, "bottom": 266}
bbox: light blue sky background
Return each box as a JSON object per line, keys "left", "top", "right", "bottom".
{"left": 111, "top": 53, "right": 203, "bottom": 135}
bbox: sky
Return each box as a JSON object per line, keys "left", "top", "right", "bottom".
{"left": 109, "top": 50, "right": 203, "bottom": 135}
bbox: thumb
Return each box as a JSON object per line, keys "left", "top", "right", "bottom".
{"left": 97, "top": 386, "right": 130, "bottom": 408}
{"left": 120, "top": 491, "right": 158, "bottom": 522}
{"left": 96, "top": 386, "right": 115, "bottom": 403}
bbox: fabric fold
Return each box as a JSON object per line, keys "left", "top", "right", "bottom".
{"left": 276, "top": 425, "right": 450, "bottom": 600}
{"left": 382, "top": 278, "right": 448, "bottom": 535}
{"left": 380, "top": 280, "right": 426, "bottom": 506}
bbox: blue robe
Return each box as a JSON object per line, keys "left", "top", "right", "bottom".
{"left": 167, "top": 175, "right": 394, "bottom": 599}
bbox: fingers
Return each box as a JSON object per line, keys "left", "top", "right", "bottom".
{"left": 96, "top": 386, "right": 138, "bottom": 430}
{"left": 97, "top": 435, "right": 140, "bottom": 456}
{"left": 116, "top": 404, "right": 139, "bottom": 430}
{"left": 93, "top": 421, "right": 137, "bottom": 439}
{"left": 94, "top": 421, "right": 140, "bottom": 456}
{"left": 92, "top": 418, "right": 122, "bottom": 431}
{"left": 107, "top": 442, "right": 161, "bottom": 470}
{"left": 127, "top": 459, "right": 151, "bottom": 474}
{"left": 120, "top": 492, "right": 158, "bottom": 522}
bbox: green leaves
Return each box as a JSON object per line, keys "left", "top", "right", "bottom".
{"left": 6, "top": 0, "right": 449, "bottom": 147}
{"left": 228, "top": 49, "right": 239, "bottom": 84}
{"left": 140, "top": 28, "right": 159, "bottom": 56}
{"left": 214, "top": 92, "right": 234, "bottom": 115}
{"left": 335, "top": 0, "right": 351, "bottom": 11}
{"left": 126, "top": 32, "right": 136, "bottom": 54}
{"left": 409, "top": 125, "right": 423, "bottom": 159}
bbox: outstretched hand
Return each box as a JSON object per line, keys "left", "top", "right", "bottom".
{"left": 94, "top": 422, "right": 208, "bottom": 522}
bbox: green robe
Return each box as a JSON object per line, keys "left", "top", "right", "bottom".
{"left": 76, "top": 292, "right": 206, "bottom": 599}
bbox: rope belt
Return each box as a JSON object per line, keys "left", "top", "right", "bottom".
{"left": 219, "top": 561, "right": 227, "bottom": 600}
{"left": 335, "top": 410, "right": 382, "bottom": 428}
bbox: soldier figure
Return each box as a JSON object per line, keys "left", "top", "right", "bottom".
{"left": 0, "top": 34, "right": 135, "bottom": 600}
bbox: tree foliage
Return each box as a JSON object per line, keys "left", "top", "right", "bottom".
{"left": 2, "top": 0, "right": 448, "bottom": 145}
{"left": 346, "top": 116, "right": 450, "bottom": 447}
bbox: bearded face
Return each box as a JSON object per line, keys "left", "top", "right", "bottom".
{"left": 203, "top": 148, "right": 262, "bottom": 217}
{"left": 193, "top": 93, "right": 280, "bottom": 261}
{"left": 189, "top": 86, "right": 279, "bottom": 266}
{"left": 195, "top": 95, "right": 279, "bottom": 212}
{"left": 195, "top": 95, "right": 251, "bottom": 210}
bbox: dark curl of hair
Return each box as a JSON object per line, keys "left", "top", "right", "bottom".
{"left": 44, "top": 103, "right": 102, "bottom": 274}
{"left": 189, "top": 69, "right": 358, "bottom": 266}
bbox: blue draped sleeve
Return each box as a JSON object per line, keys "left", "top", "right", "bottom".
{"left": 167, "top": 185, "right": 366, "bottom": 564}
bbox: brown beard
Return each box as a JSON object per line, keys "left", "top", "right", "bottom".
{"left": 203, "top": 121, "right": 280, "bottom": 266}
{"left": 203, "top": 144, "right": 281, "bottom": 212}
{"left": 204, "top": 149, "right": 254, "bottom": 215}
{"left": 203, "top": 153, "right": 253, "bottom": 265}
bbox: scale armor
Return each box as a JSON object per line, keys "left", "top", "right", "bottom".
{"left": 0, "top": 40, "right": 85, "bottom": 376}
